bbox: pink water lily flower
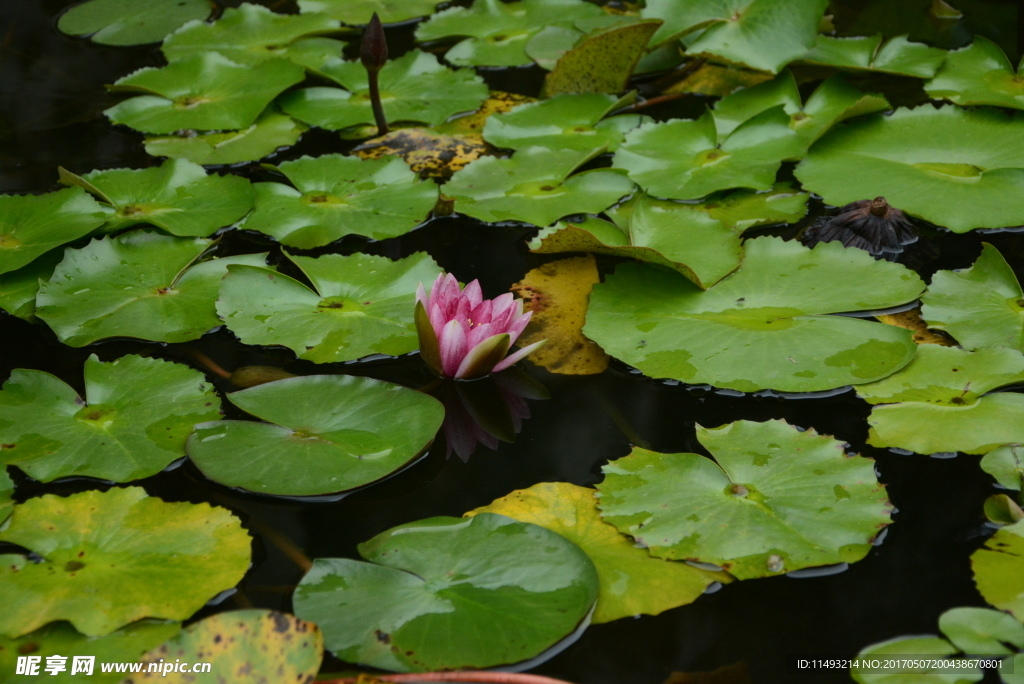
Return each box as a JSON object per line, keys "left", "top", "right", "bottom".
{"left": 415, "top": 273, "right": 546, "bottom": 379}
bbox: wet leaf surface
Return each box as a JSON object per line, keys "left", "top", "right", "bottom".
{"left": 57, "top": 0, "right": 210, "bottom": 46}
{"left": 973, "top": 520, "right": 1024, "bottom": 622}
{"left": 800, "top": 34, "right": 947, "bottom": 78}
{"left": 926, "top": 37, "right": 1024, "bottom": 109}
{"left": 142, "top": 109, "right": 308, "bottom": 166}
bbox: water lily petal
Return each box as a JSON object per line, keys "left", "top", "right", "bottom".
{"left": 492, "top": 338, "right": 546, "bottom": 374}
{"left": 463, "top": 279, "right": 483, "bottom": 308}
{"left": 506, "top": 310, "right": 533, "bottom": 344}
{"left": 455, "top": 333, "right": 511, "bottom": 379}
{"left": 415, "top": 300, "right": 443, "bottom": 375}
{"left": 439, "top": 319, "right": 468, "bottom": 376}
{"left": 466, "top": 321, "right": 494, "bottom": 349}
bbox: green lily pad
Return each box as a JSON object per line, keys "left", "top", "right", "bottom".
{"left": 597, "top": 420, "right": 892, "bottom": 580}
{"left": 800, "top": 34, "right": 947, "bottom": 78}
{"left": 241, "top": 154, "right": 438, "bottom": 249}
{"left": 126, "top": 610, "right": 322, "bottom": 683}
{"left": 921, "top": 243, "right": 1024, "bottom": 351}
{"left": 0, "top": 469, "right": 13, "bottom": 523}
{"left": 612, "top": 106, "right": 804, "bottom": 200}
{"left": 58, "top": 0, "right": 210, "bottom": 46}
{"left": 543, "top": 20, "right": 663, "bottom": 96}
{"left": 973, "top": 519, "right": 1024, "bottom": 621}
{"left": 939, "top": 607, "right": 1024, "bottom": 655}
{"left": 216, "top": 251, "right": 442, "bottom": 363}
{"left": 105, "top": 52, "right": 306, "bottom": 135}
{"left": 298, "top": 0, "right": 442, "bottom": 25}
{"left": 187, "top": 375, "right": 443, "bottom": 496}
{"left": 0, "top": 354, "right": 222, "bottom": 483}
{"left": 0, "top": 621, "right": 182, "bottom": 684}
{"left": 35, "top": 231, "right": 268, "bottom": 346}
{"left": 795, "top": 106, "right": 1024, "bottom": 233}
{"left": 59, "top": 159, "right": 254, "bottom": 237}
{"left": 415, "top": 0, "right": 605, "bottom": 68}
{"left": 444, "top": 147, "right": 634, "bottom": 226}
{"left": 163, "top": 4, "right": 344, "bottom": 72}
{"left": 981, "top": 444, "right": 1024, "bottom": 493}
{"left": 926, "top": 37, "right": 1024, "bottom": 109}
{"left": 0, "top": 249, "right": 65, "bottom": 321}
{"left": 279, "top": 50, "right": 487, "bottom": 132}
{"left": 143, "top": 109, "right": 308, "bottom": 165}
{"left": 292, "top": 513, "right": 598, "bottom": 671}
{"left": 641, "top": 0, "right": 829, "bottom": 73}
{"left": 584, "top": 236, "right": 924, "bottom": 392}
{"left": 483, "top": 93, "right": 647, "bottom": 152}
{"left": 468, "top": 482, "right": 728, "bottom": 624}
{"left": 0, "top": 487, "right": 250, "bottom": 637}
{"left": 850, "top": 636, "right": 981, "bottom": 684}
{"left": 0, "top": 187, "right": 111, "bottom": 276}
{"left": 524, "top": 15, "right": 641, "bottom": 71}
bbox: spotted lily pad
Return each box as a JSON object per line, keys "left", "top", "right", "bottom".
{"left": 0, "top": 249, "right": 64, "bottom": 321}
{"left": 0, "top": 354, "right": 221, "bottom": 483}
{"left": 973, "top": 519, "right": 1024, "bottom": 621}
{"left": 241, "top": 154, "right": 437, "bottom": 249}
{"left": 298, "top": 0, "right": 443, "bottom": 24}
{"left": 280, "top": 50, "right": 487, "bottom": 132}
{"left": 292, "top": 513, "right": 598, "bottom": 671}
{"left": 59, "top": 159, "right": 254, "bottom": 237}
{"left": 926, "top": 38, "right": 1024, "bottom": 109}
{"left": 597, "top": 420, "right": 892, "bottom": 580}
{"left": 105, "top": 53, "right": 306, "bottom": 135}
{"left": 981, "top": 444, "right": 1024, "bottom": 494}
{"left": 187, "top": 375, "right": 443, "bottom": 496}
{"left": 850, "top": 636, "right": 981, "bottom": 684}
{"left": 0, "top": 487, "right": 250, "bottom": 637}
{"left": 0, "top": 187, "right": 111, "bottom": 276}
{"left": 143, "top": 109, "right": 308, "bottom": 165}
{"left": 796, "top": 106, "right": 1024, "bottom": 232}
{"left": 444, "top": 147, "right": 634, "bottom": 226}
{"left": 800, "top": 34, "right": 947, "bottom": 78}
{"left": 543, "top": 20, "right": 664, "bottom": 96}
{"left": 352, "top": 128, "right": 489, "bottom": 180}
{"left": 58, "top": 0, "right": 210, "bottom": 46}
{"left": 584, "top": 236, "right": 923, "bottom": 392}
{"left": 35, "top": 231, "right": 267, "bottom": 346}
{"left": 217, "top": 251, "right": 442, "bottom": 363}
{"left": 939, "top": 607, "right": 1024, "bottom": 655}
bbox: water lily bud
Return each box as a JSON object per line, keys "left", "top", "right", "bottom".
{"left": 360, "top": 13, "right": 388, "bottom": 74}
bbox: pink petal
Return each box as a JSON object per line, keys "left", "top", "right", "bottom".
{"left": 415, "top": 281, "right": 428, "bottom": 309}
{"left": 506, "top": 310, "right": 533, "bottom": 345}
{"left": 463, "top": 279, "right": 483, "bottom": 308}
{"left": 429, "top": 302, "right": 447, "bottom": 340}
{"left": 465, "top": 322, "right": 494, "bottom": 349}
{"left": 470, "top": 299, "right": 492, "bottom": 326}
{"left": 490, "top": 292, "right": 515, "bottom": 320}
{"left": 492, "top": 339, "right": 546, "bottom": 374}
{"left": 439, "top": 319, "right": 468, "bottom": 377}
{"left": 427, "top": 273, "right": 445, "bottom": 309}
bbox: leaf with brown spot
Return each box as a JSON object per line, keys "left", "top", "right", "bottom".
{"left": 875, "top": 306, "right": 955, "bottom": 346}
{"left": 544, "top": 20, "right": 664, "bottom": 96}
{"left": 436, "top": 91, "right": 537, "bottom": 135}
{"left": 663, "top": 61, "right": 774, "bottom": 96}
{"left": 352, "top": 128, "right": 491, "bottom": 180}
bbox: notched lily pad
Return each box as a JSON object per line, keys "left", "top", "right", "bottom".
{"left": 800, "top": 34, "right": 946, "bottom": 78}
{"left": 939, "top": 606, "right": 1024, "bottom": 656}
{"left": 298, "top": 0, "right": 443, "bottom": 25}
{"left": 926, "top": 37, "right": 1024, "bottom": 109}
{"left": 0, "top": 249, "right": 65, "bottom": 321}
{"left": 58, "top": 0, "right": 211, "bottom": 46}
{"left": 143, "top": 109, "right": 309, "bottom": 166}
{"left": 981, "top": 444, "right": 1024, "bottom": 493}
{"left": 973, "top": 519, "right": 1024, "bottom": 621}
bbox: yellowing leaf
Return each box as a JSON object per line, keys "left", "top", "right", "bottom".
{"left": 437, "top": 90, "right": 537, "bottom": 135}
{"left": 876, "top": 307, "right": 955, "bottom": 346}
{"left": 664, "top": 61, "right": 774, "bottom": 96}
{"left": 544, "top": 20, "right": 664, "bottom": 96}
{"left": 353, "top": 128, "right": 490, "bottom": 180}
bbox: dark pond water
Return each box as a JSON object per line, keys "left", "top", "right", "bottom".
{"left": 1, "top": 1, "right": 1022, "bottom": 682}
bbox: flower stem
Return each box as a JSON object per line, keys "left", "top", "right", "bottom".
{"left": 361, "top": 12, "right": 390, "bottom": 135}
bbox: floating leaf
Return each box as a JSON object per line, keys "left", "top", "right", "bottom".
{"left": 105, "top": 53, "right": 306, "bottom": 135}
{"left": 973, "top": 520, "right": 1024, "bottom": 621}
{"left": 876, "top": 306, "right": 955, "bottom": 346}
{"left": 280, "top": 50, "right": 487, "bottom": 132}
{"left": 544, "top": 20, "right": 663, "bottom": 96}
{"left": 0, "top": 469, "right": 13, "bottom": 523}
{"left": 187, "top": 375, "right": 443, "bottom": 496}
{"left": 298, "top": 0, "right": 443, "bottom": 25}
{"left": 663, "top": 61, "right": 774, "bottom": 97}
{"left": 241, "top": 154, "right": 437, "bottom": 249}
{"left": 59, "top": 159, "right": 254, "bottom": 237}
{"left": 124, "top": 610, "right": 322, "bottom": 684}
{"left": 469, "top": 482, "right": 727, "bottom": 623}
{"left": 36, "top": 231, "right": 267, "bottom": 346}
{"left": 292, "top": 513, "right": 598, "bottom": 671}
{"left": 0, "top": 187, "right": 111, "bottom": 276}
{"left": 0, "top": 487, "right": 250, "bottom": 637}
{"left": 143, "top": 109, "right": 308, "bottom": 166}
{"left": 217, "top": 251, "right": 442, "bottom": 363}
{"left": 597, "top": 420, "right": 892, "bottom": 580}
{"left": 926, "top": 38, "right": 1024, "bottom": 109}
{"left": 0, "top": 354, "right": 221, "bottom": 483}
{"left": 800, "top": 34, "right": 947, "bottom": 78}
{"left": 353, "top": 128, "right": 489, "bottom": 180}
{"left": 985, "top": 494, "right": 1024, "bottom": 525}
{"left": 939, "top": 607, "right": 1024, "bottom": 655}
{"left": 436, "top": 90, "right": 537, "bottom": 135}
{"left": 58, "top": 0, "right": 210, "bottom": 46}
{"left": 584, "top": 236, "right": 923, "bottom": 392}
{"left": 0, "top": 249, "right": 64, "bottom": 321}
{"left": 415, "top": 0, "right": 605, "bottom": 68}
{"left": 444, "top": 147, "right": 634, "bottom": 226}
{"left": 921, "top": 243, "right": 1024, "bottom": 351}
{"left": 981, "top": 444, "right": 1024, "bottom": 493}
{"left": 795, "top": 106, "right": 1024, "bottom": 233}
{"left": 850, "top": 636, "right": 980, "bottom": 683}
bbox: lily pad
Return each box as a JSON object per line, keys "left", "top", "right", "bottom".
{"left": 444, "top": 147, "right": 634, "bottom": 226}
{"left": 0, "top": 354, "right": 222, "bottom": 483}
{"left": 584, "top": 236, "right": 923, "bottom": 392}
{"left": 0, "top": 469, "right": 13, "bottom": 523}
{"left": 795, "top": 106, "right": 1024, "bottom": 233}
{"left": 0, "top": 187, "right": 111, "bottom": 276}
{"left": 298, "top": 0, "right": 442, "bottom": 25}
{"left": 216, "top": 251, "right": 442, "bottom": 363}
{"left": 187, "top": 375, "right": 443, "bottom": 496}
{"left": 597, "top": 420, "right": 892, "bottom": 580}
{"left": 927, "top": 37, "right": 1024, "bottom": 110}
{"left": 279, "top": 50, "right": 487, "bottom": 132}
{"left": 143, "top": 109, "right": 308, "bottom": 166}
{"left": 800, "top": 34, "right": 947, "bottom": 78}
{"left": 124, "top": 610, "right": 322, "bottom": 684}
{"left": 241, "top": 154, "right": 437, "bottom": 249}
{"left": 0, "top": 487, "right": 250, "bottom": 637}
{"left": 36, "top": 231, "right": 267, "bottom": 346}
{"left": 850, "top": 636, "right": 981, "bottom": 684}
{"left": 544, "top": 20, "right": 664, "bottom": 96}
{"left": 58, "top": 0, "right": 210, "bottom": 46}
{"left": 469, "top": 482, "right": 727, "bottom": 623}
{"left": 0, "top": 249, "right": 64, "bottom": 321}
{"left": 921, "top": 243, "right": 1024, "bottom": 351}
{"left": 973, "top": 519, "right": 1024, "bottom": 621}
{"left": 524, "top": 16, "right": 641, "bottom": 72}
{"left": 59, "top": 159, "right": 254, "bottom": 237}
{"left": 415, "top": 0, "right": 606, "bottom": 68}
{"left": 483, "top": 93, "right": 647, "bottom": 152}
{"left": 292, "top": 513, "right": 598, "bottom": 671}
{"left": 105, "top": 52, "right": 306, "bottom": 135}
{"left": 981, "top": 444, "right": 1024, "bottom": 493}
{"left": 352, "top": 127, "right": 490, "bottom": 180}
{"left": 939, "top": 607, "right": 1024, "bottom": 655}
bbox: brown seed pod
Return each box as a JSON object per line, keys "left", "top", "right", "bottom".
{"left": 801, "top": 196, "right": 917, "bottom": 260}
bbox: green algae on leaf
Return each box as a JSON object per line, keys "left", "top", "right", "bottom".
{"left": 939, "top": 607, "right": 1024, "bottom": 655}
{"left": 468, "top": 482, "right": 728, "bottom": 624}
{"left": 187, "top": 375, "right": 444, "bottom": 496}
{"left": 0, "top": 249, "right": 65, "bottom": 321}
{"left": 299, "top": 0, "right": 442, "bottom": 25}
{"left": 58, "top": 0, "right": 210, "bottom": 46}
{"left": 241, "top": 154, "right": 438, "bottom": 249}
{"left": 796, "top": 106, "right": 1024, "bottom": 232}
{"left": 35, "top": 231, "right": 267, "bottom": 346}
{"left": 973, "top": 519, "right": 1024, "bottom": 622}
{"left": 800, "top": 34, "right": 947, "bottom": 78}
{"left": 217, "top": 251, "right": 442, "bottom": 364}
{"left": 292, "top": 513, "right": 598, "bottom": 671}
{"left": 926, "top": 37, "right": 1024, "bottom": 109}
{"left": 850, "top": 636, "right": 981, "bottom": 683}
{"left": 981, "top": 444, "right": 1024, "bottom": 494}
{"left": 143, "top": 109, "right": 308, "bottom": 166}
{"left": 0, "top": 354, "right": 221, "bottom": 483}
{"left": 543, "top": 20, "right": 663, "bottom": 96}
{"left": 0, "top": 487, "right": 250, "bottom": 638}
{"left": 444, "top": 146, "right": 634, "bottom": 226}
{"left": 584, "top": 236, "right": 923, "bottom": 392}
{"left": 105, "top": 53, "right": 306, "bottom": 135}
{"left": 597, "top": 420, "right": 892, "bottom": 580}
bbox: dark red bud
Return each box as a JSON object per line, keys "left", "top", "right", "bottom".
{"left": 360, "top": 13, "right": 388, "bottom": 73}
